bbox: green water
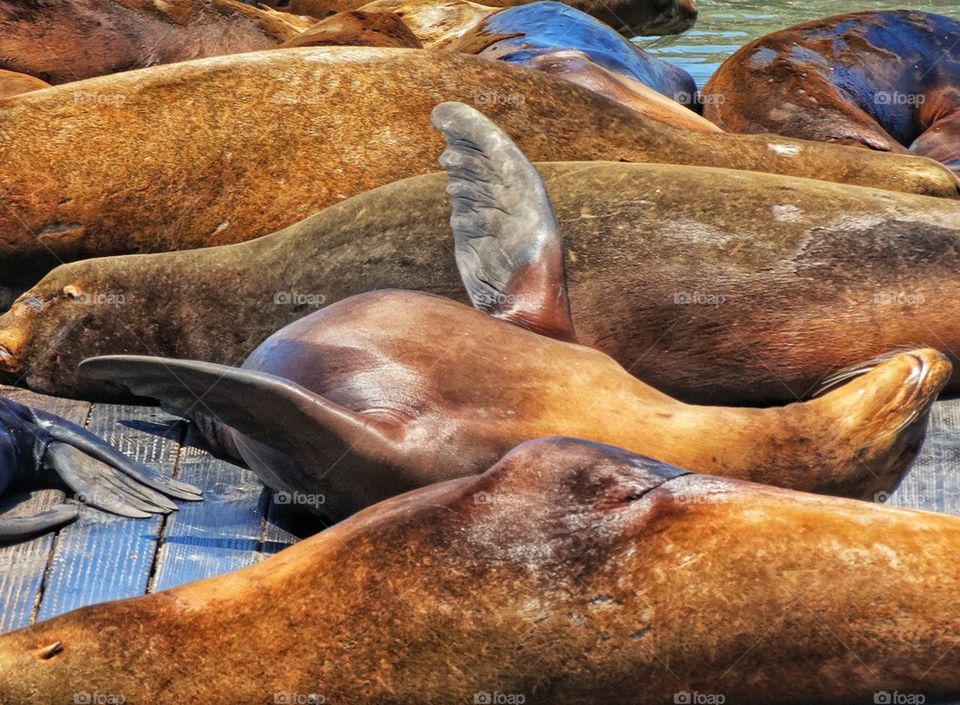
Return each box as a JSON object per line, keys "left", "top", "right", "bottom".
{"left": 638, "top": 0, "right": 960, "bottom": 88}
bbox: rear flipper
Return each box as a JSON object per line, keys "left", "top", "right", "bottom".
{"left": 0, "top": 504, "right": 78, "bottom": 543}
{"left": 0, "top": 397, "right": 201, "bottom": 537}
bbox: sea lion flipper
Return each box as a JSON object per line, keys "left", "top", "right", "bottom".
{"left": 79, "top": 356, "right": 400, "bottom": 458}
{"left": 0, "top": 504, "right": 79, "bottom": 542}
{"left": 30, "top": 406, "right": 203, "bottom": 501}
{"left": 431, "top": 101, "right": 577, "bottom": 342}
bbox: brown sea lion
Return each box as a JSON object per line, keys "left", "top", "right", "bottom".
{"left": 0, "top": 70, "right": 49, "bottom": 99}
{"left": 281, "top": 10, "right": 422, "bottom": 47}
{"left": 265, "top": 0, "right": 698, "bottom": 35}
{"left": 0, "top": 48, "right": 956, "bottom": 290}
{"left": 77, "top": 103, "right": 950, "bottom": 517}
{"left": 703, "top": 11, "right": 960, "bottom": 173}
{"left": 4, "top": 436, "right": 960, "bottom": 704}
{"left": 524, "top": 51, "right": 719, "bottom": 130}
{"left": 0, "top": 396, "right": 201, "bottom": 542}
{"left": 0, "top": 0, "right": 300, "bottom": 85}
{"left": 6, "top": 98, "right": 960, "bottom": 406}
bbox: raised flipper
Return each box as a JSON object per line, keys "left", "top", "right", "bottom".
{"left": 0, "top": 504, "right": 78, "bottom": 543}
{"left": 0, "top": 396, "right": 201, "bottom": 538}
{"left": 431, "top": 101, "right": 577, "bottom": 342}
{"left": 79, "top": 356, "right": 402, "bottom": 459}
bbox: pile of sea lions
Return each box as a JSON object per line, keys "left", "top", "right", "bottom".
{"left": 1, "top": 1, "right": 960, "bottom": 702}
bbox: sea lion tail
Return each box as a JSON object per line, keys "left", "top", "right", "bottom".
{"left": 431, "top": 101, "right": 577, "bottom": 342}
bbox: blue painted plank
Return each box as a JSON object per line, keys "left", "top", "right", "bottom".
{"left": 151, "top": 426, "right": 273, "bottom": 592}
{"left": 0, "top": 388, "right": 91, "bottom": 632}
{"left": 35, "top": 403, "right": 185, "bottom": 621}
{"left": 890, "top": 399, "right": 960, "bottom": 515}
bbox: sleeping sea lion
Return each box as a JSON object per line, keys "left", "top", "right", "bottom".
{"left": 0, "top": 48, "right": 955, "bottom": 290}
{"left": 703, "top": 11, "right": 960, "bottom": 172}
{"left": 0, "top": 0, "right": 300, "bottom": 84}
{"left": 518, "top": 50, "right": 720, "bottom": 130}
{"left": 280, "top": 10, "right": 422, "bottom": 47}
{"left": 264, "top": 0, "right": 698, "bottom": 36}
{"left": 0, "top": 397, "right": 201, "bottom": 542}
{"left": 4, "top": 436, "right": 960, "bottom": 703}
{"left": 7, "top": 103, "right": 960, "bottom": 404}
{"left": 447, "top": 1, "right": 696, "bottom": 103}
{"left": 77, "top": 102, "right": 950, "bottom": 518}
{"left": 357, "top": 0, "right": 494, "bottom": 47}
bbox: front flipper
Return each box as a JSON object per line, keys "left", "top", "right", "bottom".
{"left": 431, "top": 101, "right": 577, "bottom": 342}
{"left": 79, "top": 356, "right": 402, "bottom": 460}
{"left": 0, "top": 504, "right": 78, "bottom": 543}
{"left": 0, "top": 395, "right": 201, "bottom": 526}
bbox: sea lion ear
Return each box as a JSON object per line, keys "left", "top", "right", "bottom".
{"left": 78, "top": 356, "right": 401, "bottom": 459}
{"left": 431, "top": 101, "right": 577, "bottom": 343}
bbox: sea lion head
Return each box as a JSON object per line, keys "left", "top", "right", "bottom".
{"left": 806, "top": 348, "right": 951, "bottom": 498}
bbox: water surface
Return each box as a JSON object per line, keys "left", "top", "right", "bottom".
{"left": 639, "top": 0, "right": 960, "bottom": 88}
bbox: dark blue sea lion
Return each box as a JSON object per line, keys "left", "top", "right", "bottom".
{"left": 0, "top": 397, "right": 201, "bottom": 542}
{"left": 448, "top": 1, "right": 697, "bottom": 104}
{"left": 703, "top": 10, "right": 960, "bottom": 172}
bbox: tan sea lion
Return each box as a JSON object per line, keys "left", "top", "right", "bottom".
{"left": 0, "top": 70, "right": 49, "bottom": 99}
{"left": 0, "top": 0, "right": 300, "bottom": 85}
{"left": 281, "top": 10, "right": 422, "bottom": 47}
{"left": 703, "top": 11, "right": 960, "bottom": 173}
{"left": 77, "top": 103, "right": 950, "bottom": 517}
{"left": 523, "top": 51, "right": 719, "bottom": 130}
{"left": 4, "top": 436, "right": 960, "bottom": 703}
{"left": 0, "top": 48, "right": 956, "bottom": 290}
{"left": 266, "top": 0, "right": 698, "bottom": 35}
{"left": 7, "top": 126, "right": 960, "bottom": 405}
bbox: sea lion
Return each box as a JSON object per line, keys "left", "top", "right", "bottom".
{"left": 76, "top": 102, "right": 950, "bottom": 517}
{"left": 0, "top": 397, "right": 201, "bottom": 541}
{"left": 357, "top": 0, "right": 494, "bottom": 47}
{"left": 0, "top": 48, "right": 956, "bottom": 290}
{"left": 522, "top": 50, "right": 719, "bottom": 130}
{"left": 0, "top": 0, "right": 300, "bottom": 85}
{"left": 447, "top": 1, "right": 696, "bottom": 103}
{"left": 5, "top": 436, "right": 960, "bottom": 704}
{"left": 703, "top": 11, "right": 960, "bottom": 172}
{"left": 280, "top": 10, "right": 422, "bottom": 47}
{"left": 7, "top": 104, "right": 960, "bottom": 405}
{"left": 0, "top": 70, "right": 49, "bottom": 100}
{"left": 264, "top": 0, "right": 698, "bottom": 35}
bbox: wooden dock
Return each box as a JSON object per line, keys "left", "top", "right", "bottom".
{"left": 3, "top": 384, "right": 960, "bottom": 653}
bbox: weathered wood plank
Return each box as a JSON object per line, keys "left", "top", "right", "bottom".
{"left": 0, "top": 387, "right": 90, "bottom": 632}
{"left": 890, "top": 399, "right": 960, "bottom": 515}
{"left": 150, "top": 426, "right": 272, "bottom": 592}
{"left": 35, "top": 404, "right": 185, "bottom": 622}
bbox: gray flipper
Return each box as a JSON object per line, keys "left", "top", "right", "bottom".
{"left": 431, "top": 101, "right": 577, "bottom": 342}
{"left": 0, "top": 504, "right": 78, "bottom": 542}
{"left": 79, "top": 356, "right": 402, "bottom": 459}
